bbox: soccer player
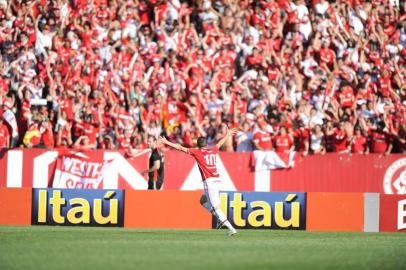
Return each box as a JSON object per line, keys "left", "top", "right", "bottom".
{"left": 159, "top": 128, "right": 237, "bottom": 236}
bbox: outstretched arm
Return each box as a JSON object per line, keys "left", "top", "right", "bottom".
{"left": 126, "top": 148, "right": 151, "bottom": 159}
{"left": 159, "top": 136, "right": 189, "bottom": 153}
{"left": 216, "top": 127, "right": 237, "bottom": 149}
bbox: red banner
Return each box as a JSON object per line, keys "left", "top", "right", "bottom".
{"left": 0, "top": 148, "right": 405, "bottom": 193}
{"left": 380, "top": 195, "right": 406, "bottom": 232}
{"left": 270, "top": 154, "right": 406, "bottom": 193}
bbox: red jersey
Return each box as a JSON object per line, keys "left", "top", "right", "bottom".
{"left": 188, "top": 147, "right": 220, "bottom": 180}
{"left": 41, "top": 128, "right": 55, "bottom": 148}
{"left": 378, "top": 76, "right": 391, "bottom": 97}
{"left": 213, "top": 55, "right": 234, "bottom": 69}
{"left": 60, "top": 97, "right": 74, "bottom": 120}
{"left": 351, "top": 135, "right": 368, "bottom": 154}
{"left": 246, "top": 55, "right": 264, "bottom": 67}
{"left": 337, "top": 86, "right": 354, "bottom": 108}
{"left": 267, "top": 65, "right": 281, "bottom": 81}
{"left": 83, "top": 122, "right": 98, "bottom": 145}
{"left": 333, "top": 129, "right": 348, "bottom": 152}
{"left": 118, "top": 136, "right": 131, "bottom": 149}
{"left": 319, "top": 48, "right": 335, "bottom": 64}
{"left": 253, "top": 130, "right": 273, "bottom": 150}
{"left": 273, "top": 134, "right": 293, "bottom": 153}
{"left": 0, "top": 123, "right": 9, "bottom": 147}
{"left": 369, "top": 130, "right": 391, "bottom": 153}
{"left": 293, "top": 128, "right": 310, "bottom": 151}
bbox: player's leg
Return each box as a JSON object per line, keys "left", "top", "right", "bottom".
{"left": 200, "top": 194, "right": 212, "bottom": 212}
{"left": 200, "top": 193, "right": 221, "bottom": 226}
{"left": 200, "top": 194, "right": 227, "bottom": 229}
{"left": 204, "top": 180, "right": 237, "bottom": 235}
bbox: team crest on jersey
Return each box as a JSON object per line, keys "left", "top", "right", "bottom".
{"left": 384, "top": 158, "right": 406, "bottom": 194}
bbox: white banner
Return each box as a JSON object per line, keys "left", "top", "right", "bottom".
{"left": 52, "top": 151, "right": 110, "bottom": 189}
{"left": 253, "top": 150, "right": 296, "bottom": 171}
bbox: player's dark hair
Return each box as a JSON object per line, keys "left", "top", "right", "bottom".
{"left": 197, "top": 137, "right": 207, "bottom": 148}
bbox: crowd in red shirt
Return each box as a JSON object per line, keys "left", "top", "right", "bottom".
{"left": 0, "top": 0, "right": 405, "bottom": 155}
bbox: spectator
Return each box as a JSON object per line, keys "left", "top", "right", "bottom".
{"left": 56, "top": 119, "right": 73, "bottom": 149}
{"left": 217, "top": 123, "right": 233, "bottom": 151}
{"left": 349, "top": 126, "right": 369, "bottom": 154}
{"left": 40, "top": 118, "right": 54, "bottom": 149}
{"left": 323, "top": 121, "right": 335, "bottom": 153}
{"left": 273, "top": 126, "right": 294, "bottom": 153}
{"left": 368, "top": 121, "right": 393, "bottom": 155}
{"left": 1, "top": 98, "right": 18, "bottom": 147}
{"left": 0, "top": 113, "right": 10, "bottom": 148}
{"left": 310, "top": 124, "right": 326, "bottom": 155}
{"left": 333, "top": 121, "right": 350, "bottom": 153}
{"left": 236, "top": 121, "right": 254, "bottom": 152}
{"left": 253, "top": 119, "right": 273, "bottom": 151}
{"left": 293, "top": 120, "right": 310, "bottom": 156}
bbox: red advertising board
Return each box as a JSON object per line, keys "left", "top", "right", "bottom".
{"left": 0, "top": 148, "right": 405, "bottom": 194}
{"left": 380, "top": 195, "right": 406, "bottom": 232}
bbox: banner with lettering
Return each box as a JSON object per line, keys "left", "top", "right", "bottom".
{"left": 216, "top": 191, "right": 307, "bottom": 230}
{"left": 52, "top": 151, "right": 111, "bottom": 189}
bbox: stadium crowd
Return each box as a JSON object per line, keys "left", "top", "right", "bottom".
{"left": 0, "top": 0, "right": 405, "bottom": 155}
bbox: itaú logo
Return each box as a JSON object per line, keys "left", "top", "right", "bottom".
{"left": 383, "top": 158, "right": 406, "bottom": 194}
{"left": 218, "top": 192, "right": 307, "bottom": 230}
{"left": 31, "top": 189, "right": 124, "bottom": 227}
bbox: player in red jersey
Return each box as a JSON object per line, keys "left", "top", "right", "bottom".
{"left": 159, "top": 127, "right": 237, "bottom": 236}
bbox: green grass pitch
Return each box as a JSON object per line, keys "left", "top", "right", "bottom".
{"left": 0, "top": 226, "right": 405, "bottom": 270}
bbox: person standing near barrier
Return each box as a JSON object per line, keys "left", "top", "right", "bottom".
{"left": 159, "top": 127, "right": 237, "bottom": 236}
{"left": 141, "top": 136, "right": 165, "bottom": 190}
{"left": 0, "top": 113, "right": 10, "bottom": 148}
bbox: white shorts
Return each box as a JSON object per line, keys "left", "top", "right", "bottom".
{"left": 203, "top": 177, "right": 221, "bottom": 208}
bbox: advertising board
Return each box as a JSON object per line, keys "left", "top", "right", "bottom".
{"left": 31, "top": 188, "right": 124, "bottom": 227}
{"left": 216, "top": 192, "right": 307, "bottom": 230}
{"left": 380, "top": 195, "right": 406, "bottom": 232}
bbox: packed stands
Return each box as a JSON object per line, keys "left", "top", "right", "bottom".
{"left": 0, "top": 0, "right": 404, "bottom": 154}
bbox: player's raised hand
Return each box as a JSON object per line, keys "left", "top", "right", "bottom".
{"left": 158, "top": 136, "right": 168, "bottom": 145}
